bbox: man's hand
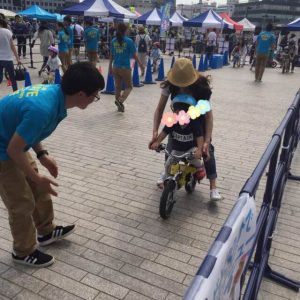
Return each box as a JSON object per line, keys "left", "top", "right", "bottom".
{"left": 202, "top": 142, "right": 211, "bottom": 160}
{"left": 194, "top": 147, "right": 202, "bottom": 159}
{"left": 148, "top": 131, "right": 158, "bottom": 149}
{"left": 39, "top": 155, "right": 58, "bottom": 178}
{"left": 34, "top": 174, "right": 58, "bottom": 196}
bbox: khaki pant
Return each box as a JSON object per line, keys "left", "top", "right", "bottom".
{"left": 112, "top": 68, "right": 132, "bottom": 103}
{"left": 59, "top": 52, "right": 69, "bottom": 73}
{"left": 87, "top": 51, "right": 98, "bottom": 67}
{"left": 0, "top": 153, "right": 55, "bottom": 257}
{"left": 255, "top": 53, "right": 268, "bottom": 81}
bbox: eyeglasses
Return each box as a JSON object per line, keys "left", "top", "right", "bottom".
{"left": 94, "top": 93, "right": 101, "bottom": 102}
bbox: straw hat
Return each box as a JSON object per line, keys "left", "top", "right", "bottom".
{"left": 167, "top": 58, "right": 199, "bottom": 87}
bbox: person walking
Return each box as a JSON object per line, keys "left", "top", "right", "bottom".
{"left": 254, "top": 23, "right": 275, "bottom": 82}
{"left": 63, "top": 16, "right": 74, "bottom": 68}
{"left": 31, "top": 21, "right": 54, "bottom": 76}
{"left": 0, "top": 62, "right": 105, "bottom": 268}
{"left": 206, "top": 28, "right": 217, "bottom": 66}
{"left": 73, "top": 20, "right": 84, "bottom": 62}
{"left": 135, "top": 25, "right": 151, "bottom": 76}
{"left": 57, "top": 22, "right": 70, "bottom": 73}
{"left": 12, "top": 15, "right": 28, "bottom": 59}
{"left": 0, "top": 18, "right": 20, "bottom": 91}
{"left": 84, "top": 20, "right": 100, "bottom": 67}
{"left": 109, "top": 23, "right": 144, "bottom": 113}
{"left": 149, "top": 58, "right": 222, "bottom": 201}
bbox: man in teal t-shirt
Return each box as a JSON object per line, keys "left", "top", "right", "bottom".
{"left": 84, "top": 20, "right": 100, "bottom": 67}
{"left": 255, "top": 23, "right": 275, "bottom": 82}
{"left": 63, "top": 16, "right": 74, "bottom": 66}
{"left": 0, "top": 62, "right": 104, "bottom": 268}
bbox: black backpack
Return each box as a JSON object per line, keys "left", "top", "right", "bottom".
{"left": 138, "top": 35, "right": 147, "bottom": 53}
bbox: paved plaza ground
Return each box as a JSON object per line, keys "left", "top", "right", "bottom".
{"left": 0, "top": 55, "right": 300, "bottom": 300}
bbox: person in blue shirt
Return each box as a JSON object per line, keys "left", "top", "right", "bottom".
{"left": 109, "top": 23, "right": 144, "bottom": 113}
{"left": 64, "top": 16, "right": 74, "bottom": 68}
{"left": 57, "top": 22, "right": 70, "bottom": 73}
{"left": 84, "top": 20, "right": 100, "bottom": 67}
{"left": 0, "top": 62, "right": 104, "bottom": 268}
{"left": 255, "top": 23, "right": 276, "bottom": 82}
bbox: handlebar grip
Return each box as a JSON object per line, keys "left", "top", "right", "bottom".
{"left": 156, "top": 143, "right": 166, "bottom": 152}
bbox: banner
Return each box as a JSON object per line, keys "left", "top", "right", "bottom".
{"left": 183, "top": 193, "right": 257, "bottom": 300}
{"left": 160, "top": 1, "right": 172, "bottom": 34}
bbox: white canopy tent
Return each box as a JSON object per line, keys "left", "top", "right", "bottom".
{"left": 238, "top": 18, "right": 255, "bottom": 32}
{"left": 0, "top": 8, "right": 16, "bottom": 17}
{"left": 169, "top": 11, "right": 188, "bottom": 27}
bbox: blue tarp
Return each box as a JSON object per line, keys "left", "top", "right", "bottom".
{"left": 18, "top": 5, "right": 56, "bottom": 21}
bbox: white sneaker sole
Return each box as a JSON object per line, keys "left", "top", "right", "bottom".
{"left": 13, "top": 256, "right": 55, "bottom": 268}
{"left": 39, "top": 227, "right": 75, "bottom": 246}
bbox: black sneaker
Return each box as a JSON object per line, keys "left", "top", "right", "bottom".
{"left": 114, "top": 100, "right": 124, "bottom": 112}
{"left": 12, "top": 249, "right": 54, "bottom": 268}
{"left": 38, "top": 225, "right": 75, "bottom": 246}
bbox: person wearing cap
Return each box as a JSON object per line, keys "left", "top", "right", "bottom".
{"left": 40, "top": 46, "right": 62, "bottom": 83}
{"left": 31, "top": 21, "right": 54, "bottom": 76}
{"left": 0, "top": 62, "right": 105, "bottom": 268}
{"left": 149, "top": 94, "right": 206, "bottom": 182}
{"left": 135, "top": 25, "right": 151, "bottom": 76}
{"left": 149, "top": 58, "right": 222, "bottom": 201}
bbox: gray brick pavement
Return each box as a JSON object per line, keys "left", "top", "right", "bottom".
{"left": 0, "top": 54, "right": 300, "bottom": 299}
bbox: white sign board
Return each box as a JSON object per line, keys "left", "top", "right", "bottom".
{"left": 184, "top": 193, "right": 256, "bottom": 300}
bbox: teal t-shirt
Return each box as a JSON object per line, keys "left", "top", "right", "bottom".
{"left": 0, "top": 85, "right": 67, "bottom": 161}
{"left": 111, "top": 36, "right": 136, "bottom": 69}
{"left": 256, "top": 31, "right": 275, "bottom": 55}
{"left": 58, "top": 30, "right": 69, "bottom": 53}
{"left": 84, "top": 26, "right": 100, "bottom": 51}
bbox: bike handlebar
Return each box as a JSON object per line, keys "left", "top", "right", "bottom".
{"left": 156, "top": 144, "right": 195, "bottom": 160}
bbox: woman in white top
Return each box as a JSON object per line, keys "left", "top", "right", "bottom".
{"left": 0, "top": 19, "right": 21, "bottom": 91}
{"left": 31, "top": 21, "right": 54, "bottom": 76}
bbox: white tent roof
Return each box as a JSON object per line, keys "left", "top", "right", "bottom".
{"left": 169, "top": 11, "right": 187, "bottom": 27}
{"left": 137, "top": 8, "right": 162, "bottom": 26}
{"left": 238, "top": 18, "right": 255, "bottom": 32}
{"left": 0, "top": 8, "right": 16, "bottom": 17}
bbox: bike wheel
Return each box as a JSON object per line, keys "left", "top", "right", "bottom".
{"left": 159, "top": 180, "right": 176, "bottom": 220}
{"left": 185, "top": 175, "right": 196, "bottom": 193}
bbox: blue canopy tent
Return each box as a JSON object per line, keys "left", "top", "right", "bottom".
{"left": 183, "top": 9, "right": 232, "bottom": 29}
{"left": 287, "top": 18, "right": 300, "bottom": 31}
{"left": 62, "top": 0, "right": 136, "bottom": 19}
{"left": 18, "top": 5, "right": 56, "bottom": 21}
{"left": 137, "top": 8, "right": 162, "bottom": 26}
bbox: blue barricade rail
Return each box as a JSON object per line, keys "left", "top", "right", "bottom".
{"left": 184, "top": 90, "right": 300, "bottom": 300}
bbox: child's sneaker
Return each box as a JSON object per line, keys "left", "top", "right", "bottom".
{"left": 38, "top": 225, "right": 75, "bottom": 246}
{"left": 156, "top": 173, "right": 166, "bottom": 189}
{"left": 194, "top": 166, "right": 206, "bottom": 182}
{"left": 210, "top": 189, "right": 222, "bottom": 201}
{"left": 12, "top": 249, "right": 54, "bottom": 268}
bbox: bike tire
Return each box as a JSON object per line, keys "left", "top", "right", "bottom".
{"left": 159, "top": 180, "right": 176, "bottom": 220}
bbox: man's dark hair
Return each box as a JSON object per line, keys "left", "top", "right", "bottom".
{"left": 85, "top": 20, "right": 93, "bottom": 26}
{"left": 61, "top": 62, "right": 105, "bottom": 96}
{"left": 266, "top": 23, "right": 273, "bottom": 31}
{"left": 63, "top": 15, "right": 72, "bottom": 24}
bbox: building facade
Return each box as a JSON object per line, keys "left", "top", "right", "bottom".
{"left": 176, "top": 1, "right": 217, "bottom": 19}
{"left": 232, "top": 0, "right": 300, "bottom": 26}
{"left": 0, "top": 0, "right": 79, "bottom": 13}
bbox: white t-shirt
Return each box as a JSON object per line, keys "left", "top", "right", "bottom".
{"left": 207, "top": 31, "right": 217, "bottom": 46}
{"left": 47, "top": 56, "right": 62, "bottom": 73}
{"left": 0, "top": 28, "right": 13, "bottom": 61}
{"left": 73, "top": 24, "right": 84, "bottom": 38}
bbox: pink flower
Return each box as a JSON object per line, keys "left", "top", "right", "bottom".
{"left": 161, "top": 112, "right": 177, "bottom": 127}
{"left": 176, "top": 110, "right": 190, "bottom": 126}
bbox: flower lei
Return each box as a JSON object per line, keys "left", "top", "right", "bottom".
{"left": 161, "top": 100, "right": 211, "bottom": 127}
